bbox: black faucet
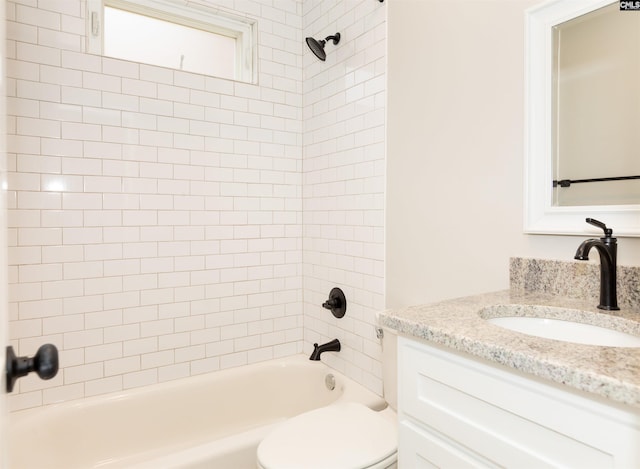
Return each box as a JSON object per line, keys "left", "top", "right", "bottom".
{"left": 574, "top": 218, "right": 619, "bottom": 311}
{"left": 309, "top": 339, "right": 341, "bottom": 361}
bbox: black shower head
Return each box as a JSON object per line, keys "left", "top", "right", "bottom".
{"left": 305, "top": 33, "right": 340, "bottom": 61}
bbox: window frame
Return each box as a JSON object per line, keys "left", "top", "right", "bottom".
{"left": 86, "top": 0, "right": 256, "bottom": 83}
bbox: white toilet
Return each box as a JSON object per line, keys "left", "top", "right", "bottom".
{"left": 256, "top": 328, "right": 398, "bottom": 469}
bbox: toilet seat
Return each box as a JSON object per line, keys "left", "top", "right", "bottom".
{"left": 257, "top": 402, "right": 397, "bottom": 469}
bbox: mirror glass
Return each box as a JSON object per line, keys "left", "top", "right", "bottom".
{"left": 552, "top": 3, "right": 640, "bottom": 207}
{"left": 525, "top": 0, "right": 640, "bottom": 236}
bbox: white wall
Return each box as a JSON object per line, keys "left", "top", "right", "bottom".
{"left": 0, "top": 0, "right": 8, "bottom": 461}
{"left": 6, "top": 0, "right": 388, "bottom": 411}
{"left": 386, "top": 0, "right": 640, "bottom": 309}
{"left": 6, "top": 0, "right": 304, "bottom": 411}
{"left": 302, "top": 0, "right": 386, "bottom": 393}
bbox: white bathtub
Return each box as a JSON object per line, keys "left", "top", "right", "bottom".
{"left": 8, "top": 355, "right": 386, "bottom": 469}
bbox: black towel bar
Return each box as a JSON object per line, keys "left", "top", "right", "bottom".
{"left": 553, "top": 175, "right": 640, "bottom": 188}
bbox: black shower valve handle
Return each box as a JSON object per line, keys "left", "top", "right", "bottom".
{"left": 322, "top": 287, "right": 347, "bottom": 318}
{"left": 322, "top": 298, "right": 339, "bottom": 310}
{"left": 586, "top": 218, "right": 613, "bottom": 237}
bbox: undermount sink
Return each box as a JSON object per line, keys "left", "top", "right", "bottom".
{"left": 480, "top": 305, "right": 640, "bottom": 347}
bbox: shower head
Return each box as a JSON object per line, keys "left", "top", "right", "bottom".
{"left": 305, "top": 33, "right": 341, "bottom": 61}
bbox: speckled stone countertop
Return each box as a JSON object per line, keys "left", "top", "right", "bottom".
{"left": 378, "top": 258, "right": 640, "bottom": 409}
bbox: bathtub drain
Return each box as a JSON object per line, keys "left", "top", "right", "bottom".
{"left": 325, "top": 374, "right": 336, "bottom": 391}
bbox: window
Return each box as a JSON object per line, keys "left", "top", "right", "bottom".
{"left": 87, "top": 0, "right": 256, "bottom": 83}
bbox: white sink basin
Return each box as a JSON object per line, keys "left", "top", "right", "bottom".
{"left": 487, "top": 316, "right": 640, "bottom": 347}
{"left": 480, "top": 304, "right": 640, "bottom": 347}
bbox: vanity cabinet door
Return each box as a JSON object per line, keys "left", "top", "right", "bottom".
{"left": 398, "top": 336, "right": 640, "bottom": 469}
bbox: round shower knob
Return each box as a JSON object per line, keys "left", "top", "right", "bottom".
{"left": 6, "top": 344, "right": 59, "bottom": 393}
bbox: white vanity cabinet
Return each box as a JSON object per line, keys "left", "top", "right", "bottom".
{"left": 398, "top": 335, "right": 640, "bottom": 468}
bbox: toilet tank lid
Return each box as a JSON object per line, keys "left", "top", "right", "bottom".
{"left": 257, "top": 402, "right": 397, "bottom": 469}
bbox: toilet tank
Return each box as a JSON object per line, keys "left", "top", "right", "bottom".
{"left": 381, "top": 327, "right": 398, "bottom": 411}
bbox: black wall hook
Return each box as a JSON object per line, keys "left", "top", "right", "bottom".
{"left": 322, "top": 287, "right": 347, "bottom": 318}
{"left": 6, "top": 344, "right": 59, "bottom": 393}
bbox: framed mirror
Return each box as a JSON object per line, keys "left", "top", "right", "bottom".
{"left": 525, "top": 0, "right": 640, "bottom": 237}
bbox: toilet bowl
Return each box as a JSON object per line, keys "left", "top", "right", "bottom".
{"left": 256, "top": 402, "right": 396, "bottom": 469}
{"left": 256, "top": 328, "right": 398, "bottom": 469}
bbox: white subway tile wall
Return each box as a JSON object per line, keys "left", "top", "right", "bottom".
{"left": 302, "top": 0, "right": 386, "bottom": 395}
{"left": 6, "top": 0, "right": 386, "bottom": 411}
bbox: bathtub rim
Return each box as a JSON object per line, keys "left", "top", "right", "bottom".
{"left": 9, "top": 354, "right": 385, "bottom": 419}
{"left": 8, "top": 354, "right": 386, "bottom": 468}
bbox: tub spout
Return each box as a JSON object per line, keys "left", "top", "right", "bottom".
{"left": 309, "top": 339, "right": 341, "bottom": 361}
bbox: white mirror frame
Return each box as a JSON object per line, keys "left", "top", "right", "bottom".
{"left": 524, "top": 0, "right": 640, "bottom": 237}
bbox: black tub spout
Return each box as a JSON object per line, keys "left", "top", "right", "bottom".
{"left": 309, "top": 339, "right": 341, "bottom": 361}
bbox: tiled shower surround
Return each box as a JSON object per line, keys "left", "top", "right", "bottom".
{"left": 6, "top": 0, "right": 386, "bottom": 410}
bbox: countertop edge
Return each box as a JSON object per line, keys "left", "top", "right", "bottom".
{"left": 378, "top": 290, "right": 640, "bottom": 409}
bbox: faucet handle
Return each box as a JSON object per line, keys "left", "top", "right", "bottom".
{"left": 586, "top": 218, "right": 613, "bottom": 237}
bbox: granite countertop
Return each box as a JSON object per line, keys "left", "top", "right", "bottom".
{"left": 378, "top": 289, "right": 640, "bottom": 409}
